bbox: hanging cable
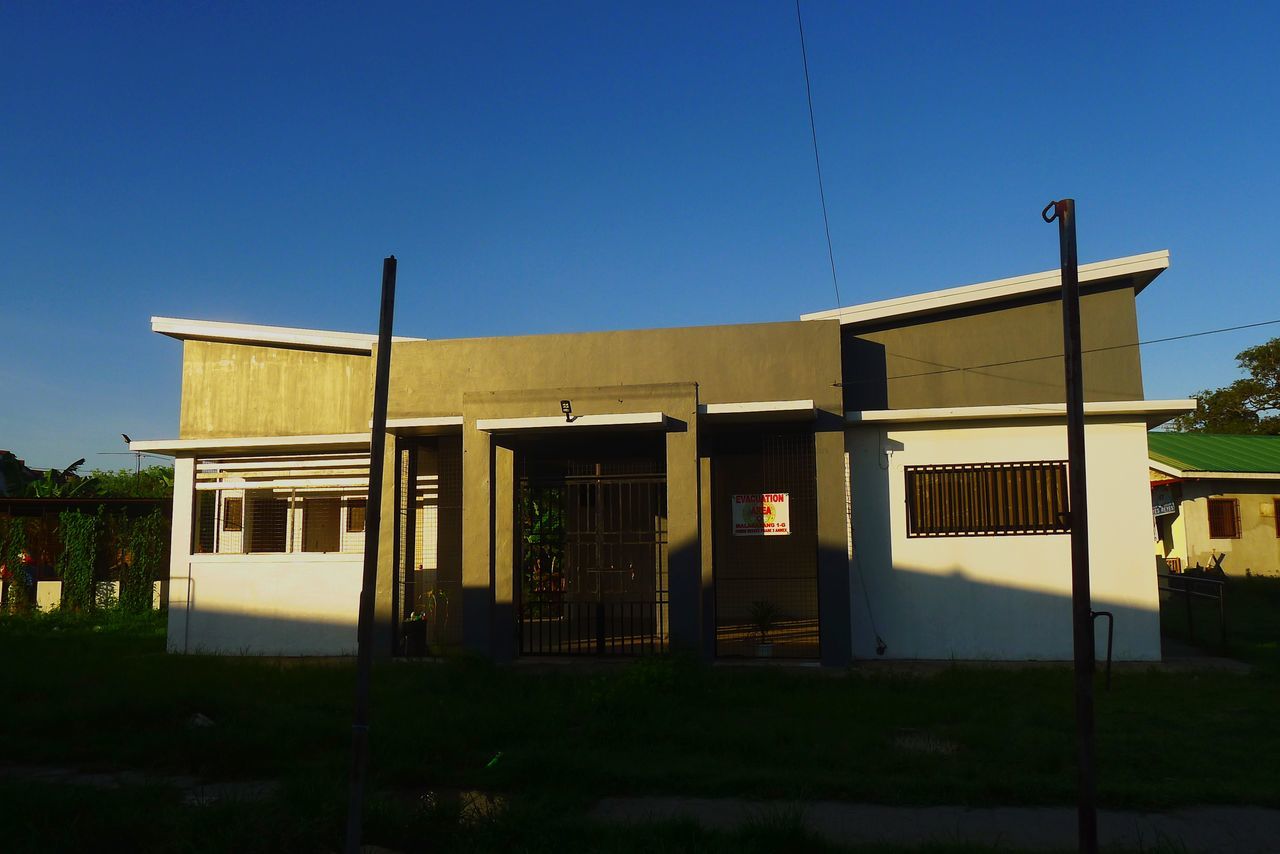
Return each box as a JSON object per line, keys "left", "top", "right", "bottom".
{"left": 795, "top": 0, "right": 842, "bottom": 308}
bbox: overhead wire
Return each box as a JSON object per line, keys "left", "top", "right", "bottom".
{"left": 837, "top": 317, "right": 1280, "bottom": 387}
{"left": 795, "top": 0, "right": 842, "bottom": 308}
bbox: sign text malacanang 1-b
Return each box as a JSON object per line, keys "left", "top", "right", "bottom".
{"left": 732, "top": 493, "right": 790, "bottom": 536}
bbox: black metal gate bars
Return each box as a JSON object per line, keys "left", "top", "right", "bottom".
{"left": 518, "top": 453, "right": 669, "bottom": 655}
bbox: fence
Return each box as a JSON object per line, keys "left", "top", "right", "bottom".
{"left": 0, "top": 498, "right": 170, "bottom": 612}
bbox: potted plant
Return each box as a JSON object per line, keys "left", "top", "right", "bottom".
{"left": 749, "top": 600, "right": 780, "bottom": 658}
{"left": 403, "top": 611, "right": 428, "bottom": 657}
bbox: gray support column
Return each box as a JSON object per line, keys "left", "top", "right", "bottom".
{"left": 698, "top": 453, "right": 716, "bottom": 658}
{"left": 461, "top": 423, "right": 493, "bottom": 655}
{"left": 665, "top": 412, "right": 702, "bottom": 656}
{"left": 372, "top": 433, "right": 398, "bottom": 657}
{"left": 491, "top": 443, "right": 516, "bottom": 662}
{"left": 815, "top": 415, "right": 853, "bottom": 666}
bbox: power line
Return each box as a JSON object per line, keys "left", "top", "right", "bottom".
{"left": 795, "top": 0, "right": 841, "bottom": 308}
{"left": 839, "top": 317, "right": 1280, "bottom": 386}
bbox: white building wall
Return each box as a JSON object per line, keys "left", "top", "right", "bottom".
{"left": 169, "top": 554, "right": 362, "bottom": 655}
{"left": 847, "top": 417, "right": 1162, "bottom": 661}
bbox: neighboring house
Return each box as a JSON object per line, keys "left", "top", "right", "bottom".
{"left": 0, "top": 450, "right": 40, "bottom": 497}
{"left": 135, "top": 250, "right": 1191, "bottom": 661}
{"left": 1149, "top": 432, "right": 1280, "bottom": 577}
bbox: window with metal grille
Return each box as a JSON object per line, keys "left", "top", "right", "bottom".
{"left": 1207, "top": 498, "right": 1240, "bottom": 539}
{"left": 190, "top": 453, "right": 370, "bottom": 555}
{"left": 1275, "top": 499, "right": 1280, "bottom": 539}
{"left": 905, "top": 461, "right": 1069, "bottom": 537}
{"left": 223, "top": 497, "right": 243, "bottom": 531}
{"left": 347, "top": 498, "right": 366, "bottom": 533}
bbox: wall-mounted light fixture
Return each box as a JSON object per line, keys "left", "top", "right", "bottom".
{"left": 560, "top": 399, "right": 577, "bottom": 423}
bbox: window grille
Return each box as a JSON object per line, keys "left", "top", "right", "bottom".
{"left": 191, "top": 453, "right": 370, "bottom": 555}
{"left": 1207, "top": 498, "right": 1240, "bottom": 539}
{"left": 905, "top": 461, "right": 1069, "bottom": 537}
{"left": 223, "top": 497, "right": 243, "bottom": 531}
{"left": 347, "top": 499, "right": 366, "bottom": 533}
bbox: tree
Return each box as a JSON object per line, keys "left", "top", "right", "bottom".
{"left": 1172, "top": 337, "right": 1280, "bottom": 434}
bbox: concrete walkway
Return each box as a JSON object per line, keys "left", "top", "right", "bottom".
{"left": 591, "top": 797, "right": 1280, "bottom": 853}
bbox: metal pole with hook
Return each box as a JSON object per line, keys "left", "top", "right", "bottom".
{"left": 1043, "top": 198, "right": 1098, "bottom": 854}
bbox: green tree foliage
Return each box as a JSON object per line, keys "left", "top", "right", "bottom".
{"left": 1173, "top": 337, "right": 1280, "bottom": 434}
{"left": 121, "top": 510, "right": 166, "bottom": 613}
{"left": 87, "top": 465, "right": 174, "bottom": 499}
{"left": 1, "top": 517, "right": 32, "bottom": 612}
{"left": 58, "top": 510, "right": 101, "bottom": 612}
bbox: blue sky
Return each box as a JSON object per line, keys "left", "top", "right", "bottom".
{"left": 2, "top": 1, "right": 1277, "bottom": 468}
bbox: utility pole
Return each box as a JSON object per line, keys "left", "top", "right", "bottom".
{"left": 1042, "top": 199, "right": 1097, "bottom": 854}
{"left": 344, "top": 255, "right": 398, "bottom": 854}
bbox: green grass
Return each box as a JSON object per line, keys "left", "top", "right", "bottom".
{"left": 1, "top": 611, "right": 1278, "bottom": 851}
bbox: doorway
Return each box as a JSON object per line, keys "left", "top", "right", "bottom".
{"left": 516, "top": 437, "right": 668, "bottom": 655}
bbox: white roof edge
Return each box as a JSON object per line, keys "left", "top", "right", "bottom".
{"left": 129, "top": 433, "right": 372, "bottom": 455}
{"left": 476, "top": 412, "right": 668, "bottom": 433}
{"left": 151, "top": 316, "right": 423, "bottom": 354}
{"left": 847, "top": 398, "right": 1196, "bottom": 427}
{"left": 1149, "top": 469, "right": 1280, "bottom": 481}
{"left": 698, "top": 399, "right": 816, "bottom": 416}
{"left": 382, "top": 416, "right": 465, "bottom": 429}
{"left": 1147, "top": 459, "right": 1185, "bottom": 478}
{"left": 801, "top": 250, "right": 1170, "bottom": 327}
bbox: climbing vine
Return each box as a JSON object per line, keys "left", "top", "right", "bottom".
{"left": 1, "top": 517, "right": 31, "bottom": 613}
{"left": 122, "top": 510, "right": 166, "bottom": 613}
{"left": 58, "top": 510, "right": 101, "bottom": 612}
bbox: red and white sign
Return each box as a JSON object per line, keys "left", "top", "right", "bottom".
{"left": 732, "top": 493, "right": 790, "bottom": 536}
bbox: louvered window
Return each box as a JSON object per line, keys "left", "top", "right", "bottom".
{"left": 905, "top": 461, "right": 1070, "bottom": 537}
{"left": 191, "top": 453, "right": 371, "bottom": 554}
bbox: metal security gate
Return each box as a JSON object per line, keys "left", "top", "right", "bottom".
{"left": 518, "top": 452, "right": 668, "bottom": 655}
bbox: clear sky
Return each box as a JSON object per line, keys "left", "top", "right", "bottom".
{"left": 3, "top": 1, "right": 1277, "bottom": 468}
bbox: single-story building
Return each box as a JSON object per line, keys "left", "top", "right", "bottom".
{"left": 1150, "top": 432, "right": 1280, "bottom": 576}
{"left": 135, "top": 250, "right": 1192, "bottom": 663}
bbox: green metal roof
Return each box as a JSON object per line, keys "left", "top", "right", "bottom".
{"left": 1148, "top": 432, "right": 1280, "bottom": 474}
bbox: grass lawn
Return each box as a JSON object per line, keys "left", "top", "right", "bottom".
{"left": 2, "top": 608, "right": 1277, "bottom": 852}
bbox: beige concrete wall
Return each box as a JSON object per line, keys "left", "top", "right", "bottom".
{"left": 386, "top": 320, "right": 844, "bottom": 418}
{"left": 847, "top": 417, "right": 1162, "bottom": 660}
{"left": 1173, "top": 481, "right": 1280, "bottom": 576}
{"left": 842, "top": 286, "right": 1144, "bottom": 411}
{"left": 179, "top": 340, "right": 371, "bottom": 438}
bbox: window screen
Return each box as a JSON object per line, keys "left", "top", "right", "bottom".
{"left": 905, "top": 461, "right": 1069, "bottom": 537}
{"left": 1207, "top": 498, "right": 1240, "bottom": 539}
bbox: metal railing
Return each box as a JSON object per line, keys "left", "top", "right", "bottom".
{"left": 1158, "top": 573, "right": 1227, "bottom": 647}
{"left": 518, "top": 596, "right": 668, "bottom": 656}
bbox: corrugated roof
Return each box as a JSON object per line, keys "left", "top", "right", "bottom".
{"left": 1148, "top": 432, "right": 1280, "bottom": 474}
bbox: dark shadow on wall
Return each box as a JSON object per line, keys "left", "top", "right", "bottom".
{"left": 841, "top": 335, "right": 889, "bottom": 412}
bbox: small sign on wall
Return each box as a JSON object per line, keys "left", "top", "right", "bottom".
{"left": 732, "top": 493, "right": 790, "bottom": 536}
{"left": 1151, "top": 484, "right": 1178, "bottom": 517}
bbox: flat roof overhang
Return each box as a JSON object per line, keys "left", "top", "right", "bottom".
{"left": 697, "top": 399, "right": 816, "bottom": 423}
{"left": 380, "top": 416, "right": 464, "bottom": 436}
{"left": 150, "top": 316, "right": 423, "bottom": 355}
{"left": 847, "top": 399, "right": 1196, "bottom": 430}
{"left": 128, "top": 433, "right": 371, "bottom": 456}
{"left": 802, "top": 250, "right": 1169, "bottom": 328}
{"left": 475, "top": 412, "right": 669, "bottom": 435}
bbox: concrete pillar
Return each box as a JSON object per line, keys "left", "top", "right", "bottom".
{"left": 815, "top": 415, "right": 853, "bottom": 666}
{"left": 461, "top": 423, "right": 493, "bottom": 655}
{"left": 665, "top": 413, "right": 702, "bottom": 656}
{"left": 698, "top": 453, "right": 716, "bottom": 658}
{"left": 372, "top": 433, "right": 398, "bottom": 657}
{"left": 491, "top": 443, "right": 516, "bottom": 662}
{"left": 166, "top": 456, "right": 195, "bottom": 654}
